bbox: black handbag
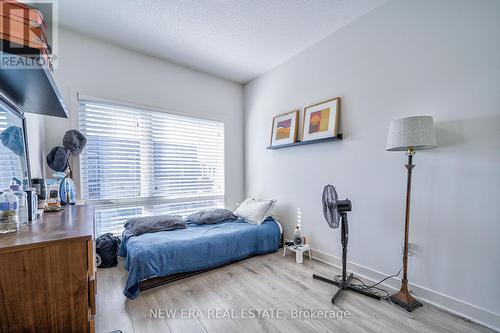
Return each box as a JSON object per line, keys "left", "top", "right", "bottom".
{"left": 95, "top": 233, "right": 121, "bottom": 268}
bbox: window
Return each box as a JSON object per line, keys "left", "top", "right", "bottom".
{"left": 79, "top": 98, "right": 225, "bottom": 236}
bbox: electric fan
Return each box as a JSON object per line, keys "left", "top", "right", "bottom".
{"left": 313, "top": 185, "right": 381, "bottom": 305}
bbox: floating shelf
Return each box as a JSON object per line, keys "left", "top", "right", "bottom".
{"left": 267, "top": 133, "right": 343, "bottom": 150}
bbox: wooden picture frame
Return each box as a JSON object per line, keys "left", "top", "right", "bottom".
{"left": 269, "top": 110, "right": 299, "bottom": 147}
{"left": 302, "top": 97, "right": 340, "bottom": 142}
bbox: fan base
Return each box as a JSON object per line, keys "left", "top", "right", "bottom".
{"left": 313, "top": 273, "right": 381, "bottom": 304}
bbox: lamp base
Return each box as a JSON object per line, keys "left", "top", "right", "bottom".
{"left": 389, "top": 281, "right": 422, "bottom": 312}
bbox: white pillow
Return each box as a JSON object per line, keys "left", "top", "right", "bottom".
{"left": 234, "top": 198, "right": 276, "bottom": 225}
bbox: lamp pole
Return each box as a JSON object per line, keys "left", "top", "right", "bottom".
{"left": 389, "top": 147, "right": 423, "bottom": 311}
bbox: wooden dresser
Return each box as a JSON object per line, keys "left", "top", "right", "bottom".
{"left": 0, "top": 205, "right": 96, "bottom": 333}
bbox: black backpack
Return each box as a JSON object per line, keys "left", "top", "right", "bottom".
{"left": 95, "top": 233, "right": 121, "bottom": 268}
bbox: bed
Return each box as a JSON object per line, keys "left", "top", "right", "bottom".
{"left": 118, "top": 216, "right": 282, "bottom": 299}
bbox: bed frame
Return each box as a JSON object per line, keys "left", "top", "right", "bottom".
{"left": 139, "top": 268, "right": 214, "bottom": 291}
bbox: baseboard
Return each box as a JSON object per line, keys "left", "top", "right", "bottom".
{"left": 311, "top": 248, "right": 500, "bottom": 332}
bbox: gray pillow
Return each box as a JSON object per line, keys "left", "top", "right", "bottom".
{"left": 124, "top": 215, "right": 186, "bottom": 236}
{"left": 186, "top": 209, "right": 237, "bottom": 225}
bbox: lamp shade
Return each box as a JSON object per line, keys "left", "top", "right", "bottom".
{"left": 386, "top": 116, "right": 437, "bottom": 151}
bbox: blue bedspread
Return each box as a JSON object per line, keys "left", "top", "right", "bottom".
{"left": 118, "top": 217, "right": 281, "bottom": 299}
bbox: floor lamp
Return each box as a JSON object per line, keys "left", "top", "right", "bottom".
{"left": 386, "top": 115, "right": 437, "bottom": 311}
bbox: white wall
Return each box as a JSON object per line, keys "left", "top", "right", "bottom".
{"left": 244, "top": 0, "right": 500, "bottom": 329}
{"left": 41, "top": 29, "right": 244, "bottom": 208}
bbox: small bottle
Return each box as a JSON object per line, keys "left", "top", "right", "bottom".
{"left": 0, "top": 189, "right": 19, "bottom": 233}
{"left": 10, "top": 182, "right": 28, "bottom": 225}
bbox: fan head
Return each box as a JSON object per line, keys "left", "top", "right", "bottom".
{"left": 322, "top": 185, "right": 351, "bottom": 229}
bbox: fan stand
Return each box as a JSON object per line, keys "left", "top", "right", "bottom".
{"left": 313, "top": 212, "right": 381, "bottom": 304}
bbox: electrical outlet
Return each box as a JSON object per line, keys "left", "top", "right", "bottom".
{"left": 401, "top": 242, "right": 414, "bottom": 256}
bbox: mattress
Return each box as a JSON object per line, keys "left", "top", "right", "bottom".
{"left": 118, "top": 217, "right": 282, "bottom": 299}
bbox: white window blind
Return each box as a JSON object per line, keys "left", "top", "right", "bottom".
{"left": 79, "top": 98, "right": 225, "bottom": 236}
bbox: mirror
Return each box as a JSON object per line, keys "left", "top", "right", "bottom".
{"left": 0, "top": 96, "right": 30, "bottom": 190}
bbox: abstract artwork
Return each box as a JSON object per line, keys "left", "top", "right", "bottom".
{"left": 302, "top": 97, "right": 340, "bottom": 142}
{"left": 276, "top": 119, "right": 292, "bottom": 140}
{"left": 270, "top": 110, "right": 299, "bottom": 147}
{"left": 308, "top": 108, "right": 331, "bottom": 134}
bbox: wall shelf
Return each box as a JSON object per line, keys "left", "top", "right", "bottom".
{"left": 267, "top": 133, "right": 343, "bottom": 150}
{"left": 0, "top": 52, "right": 68, "bottom": 118}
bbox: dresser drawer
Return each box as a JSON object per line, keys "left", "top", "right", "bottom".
{"left": 0, "top": 241, "right": 89, "bottom": 332}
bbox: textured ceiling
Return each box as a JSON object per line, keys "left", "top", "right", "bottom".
{"left": 59, "top": 0, "right": 386, "bottom": 83}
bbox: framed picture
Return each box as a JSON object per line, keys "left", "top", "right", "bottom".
{"left": 302, "top": 97, "right": 340, "bottom": 142}
{"left": 270, "top": 110, "right": 299, "bottom": 147}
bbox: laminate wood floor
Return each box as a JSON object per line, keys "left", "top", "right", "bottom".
{"left": 96, "top": 252, "right": 492, "bottom": 333}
